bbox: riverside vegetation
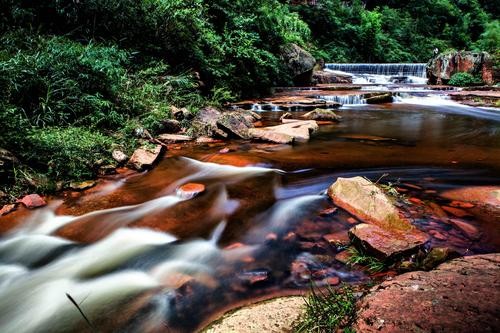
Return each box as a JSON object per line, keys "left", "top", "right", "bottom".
{"left": 0, "top": 0, "right": 498, "bottom": 201}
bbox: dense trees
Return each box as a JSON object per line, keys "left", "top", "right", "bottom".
{"left": 0, "top": 0, "right": 497, "bottom": 198}
{"left": 290, "top": 0, "right": 496, "bottom": 62}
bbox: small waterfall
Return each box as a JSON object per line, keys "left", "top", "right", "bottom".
{"left": 319, "top": 94, "right": 366, "bottom": 105}
{"left": 325, "top": 63, "right": 427, "bottom": 78}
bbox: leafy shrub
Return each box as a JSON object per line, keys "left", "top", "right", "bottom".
{"left": 25, "top": 127, "right": 113, "bottom": 180}
{"left": 0, "top": 35, "right": 128, "bottom": 128}
{"left": 448, "top": 72, "right": 483, "bottom": 87}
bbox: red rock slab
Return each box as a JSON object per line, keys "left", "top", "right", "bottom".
{"left": 127, "top": 145, "right": 164, "bottom": 171}
{"left": 354, "top": 254, "right": 500, "bottom": 333}
{"left": 409, "top": 197, "right": 424, "bottom": 205}
{"left": 323, "top": 231, "right": 350, "bottom": 245}
{"left": 441, "top": 186, "right": 500, "bottom": 207}
{"left": 448, "top": 219, "right": 481, "bottom": 240}
{"left": 349, "top": 224, "right": 429, "bottom": 260}
{"left": 335, "top": 249, "right": 353, "bottom": 264}
{"left": 18, "top": 194, "right": 47, "bottom": 209}
{"left": 319, "top": 207, "right": 338, "bottom": 216}
{"left": 449, "top": 200, "right": 475, "bottom": 209}
{"left": 176, "top": 183, "right": 206, "bottom": 199}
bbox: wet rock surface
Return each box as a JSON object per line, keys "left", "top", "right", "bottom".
{"left": 354, "top": 253, "right": 500, "bottom": 333}
{"left": 328, "top": 177, "right": 413, "bottom": 231}
{"left": 249, "top": 120, "right": 318, "bottom": 143}
{"left": 349, "top": 224, "right": 428, "bottom": 260}
{"left": 18, "top": 194, "right": 46, "bottom": 209}
{"left": 127, "top": 145, "right": 164, "bottom": 171}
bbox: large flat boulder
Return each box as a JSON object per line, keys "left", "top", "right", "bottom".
{"left": 349, "top": 224, "right": 428, "bottom": 260}
{"left": 328, "top": 177, "right": 413, "bottom": 231}
{"left": 248, "top": 128, "right": 294, "bottom": 144}
{"left": 250, "top": 120, "right": 318, "bottom": 142}
{"left": 354, "top": 253, "right": 500, "bottom": 332}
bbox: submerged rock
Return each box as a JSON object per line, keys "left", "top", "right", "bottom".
{"left": 176, "top": 183, "right": 206, "bottom": 199}
{"left": 127, "top": 145, "right": 164, "bottom": 171}
{"left": 354, "top": 253, "right": 500, "bottom": 332}
{"left": 302, "top": 108, "right": 341, "bottom": 121}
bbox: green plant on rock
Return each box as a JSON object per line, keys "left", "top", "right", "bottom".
{"left": 448, "top": 72, "right": 483, "bottom": 87}
{"left": 295, "top": 284, "right": 357, "bottom": 333}
{"left": 347, "top": 247, "right": 386, "bottom": 274}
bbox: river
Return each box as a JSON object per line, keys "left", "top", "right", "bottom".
{"left": 0, "top": 66, "right": 499, "bottom": 332}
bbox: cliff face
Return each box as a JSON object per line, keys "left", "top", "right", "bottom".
{"left": 427, "top": 51, "right": 494, "bottom": 85}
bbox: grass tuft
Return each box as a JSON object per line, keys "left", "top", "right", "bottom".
{"left": 347, "top": 247, "right": 386, "bottom": 274}
{"left": 294, "top": 284, "right": 357, "bottom": 333}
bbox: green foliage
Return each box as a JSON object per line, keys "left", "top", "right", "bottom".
{"left": 295, "top": 285, "right": 356, "bottom": 333}
{"left": 0, "top": 35, "right": 128, "bottom": 128}
{"left": 25, "top": 127, "right": 113, "bottom": 180}
{"left": 473, "top": 20, "right": 500, "bottom": 53}
{"left": 347, "top": 247, "right": 386, "bottom": 273}
{"left": 448, "top": 72, "right": 483, "bottom": 86}
{"left": 290, "top": 0, "right": 493, "bottom": 63}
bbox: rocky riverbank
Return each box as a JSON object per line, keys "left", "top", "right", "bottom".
{"left": 203, "top": 253, "right": 500, "bottom": 332}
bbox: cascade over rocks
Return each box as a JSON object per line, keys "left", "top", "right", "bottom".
{"left": 280, "top": 43, "right": 316, "bottom": 86}
{"left": 427, "top": 51, "right": 495, "bottom": 85}
{"left": 354, "top": 253, "right": 500, "bottom": 333}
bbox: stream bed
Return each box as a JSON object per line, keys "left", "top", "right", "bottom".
{"left": 0, "top": 84, "right": 499, "bottom": 332}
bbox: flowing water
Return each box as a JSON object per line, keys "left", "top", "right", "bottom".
{"left": 1, "top": 78, "right": 500, "bottom": 332}
{"left": 325, "top": 63, "right": 428, "bottom": 84}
